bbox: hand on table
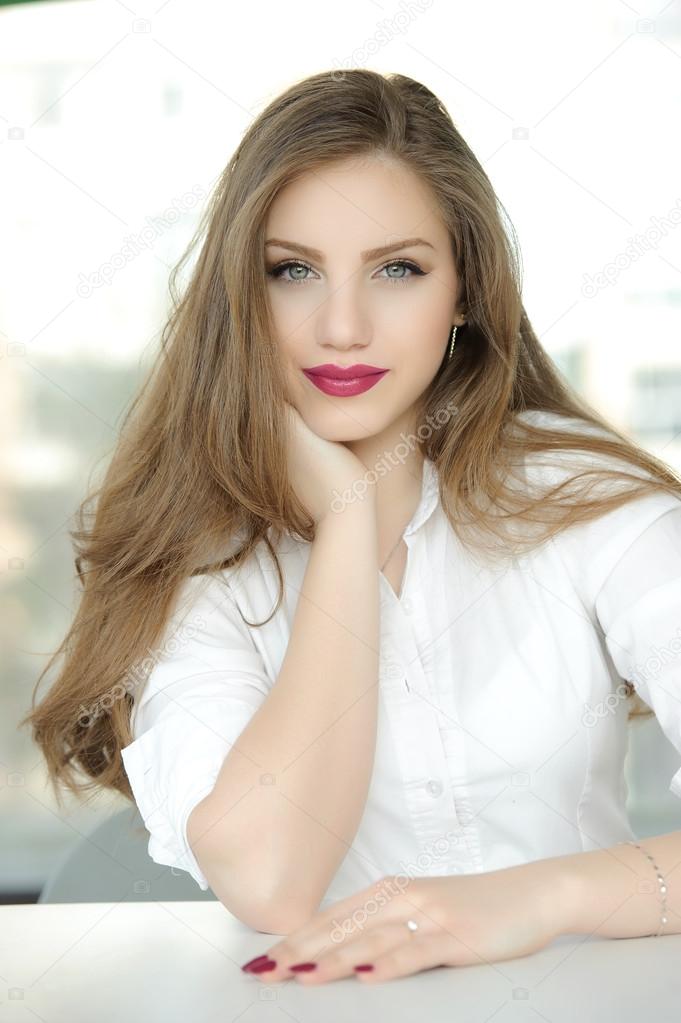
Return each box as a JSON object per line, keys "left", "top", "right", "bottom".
{"left": 241, "top": 864, "right": 564, "bottom": 985}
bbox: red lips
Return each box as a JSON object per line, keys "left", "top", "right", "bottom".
{"left": 303, "top": 363, "right": 388, "bottom": 380}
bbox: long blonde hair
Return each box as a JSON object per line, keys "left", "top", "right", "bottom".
{"left": 20, "top": 68, "right": 681, "bottom": 808}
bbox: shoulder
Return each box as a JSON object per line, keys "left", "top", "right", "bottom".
{"left": 510, "top": 409, "right": 681, "bottom": 596}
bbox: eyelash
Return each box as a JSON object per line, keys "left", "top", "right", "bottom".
{"left": 266, "top": 258, "right": 427, "bottom": 286}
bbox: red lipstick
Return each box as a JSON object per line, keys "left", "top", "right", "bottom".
{"left": 302, "top": 363, "right": 389, "bottom": 397}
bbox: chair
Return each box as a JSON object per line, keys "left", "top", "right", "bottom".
{"left": 38, "top": 805, "right": 218, "bottom": 903}
{"left": 625, "top": 713, "right": 681, "bottom": 837}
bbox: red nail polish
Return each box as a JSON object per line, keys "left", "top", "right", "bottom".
{"left": 241, "top": 955, "right": 270, "bottom": 971}
{"left": 252, "top": 960, "right": 277, "bottom": 973}
{"left": 244, "top": 958, "right": 277, "bottom": 973}
{"left": 290, "top": 962, "right": 317, "bottom": 972}
{"left": 354, "top": 964, "right": 374, "bottom": 972}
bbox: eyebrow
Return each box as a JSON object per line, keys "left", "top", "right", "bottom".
{"left": 264, "top": 236, "right": 435, "bottom": 262}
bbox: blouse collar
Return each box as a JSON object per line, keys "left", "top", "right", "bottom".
{"left": 403, "top": 455, "right": 440, "bottom": 538}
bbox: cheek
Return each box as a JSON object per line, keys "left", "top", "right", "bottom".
{"left": 401, "top": 351, "right": 447, "bottom": 398}
{"left": 268, "top": 286, "right": 317, "bottom": 324}
{"left": 276, "top": 349, "right": 310, "bottom": 407}
{"left": 394, "top": 315, "right": 450, "bottom": 372}
{"left": 388, "top": 289, "right": 452, "bottom": 347}
{"left": 416, "top": 296, "right": 455, "bottom": 339}
{"left": 267, "top": 287, "right": 296, "bottom": 338}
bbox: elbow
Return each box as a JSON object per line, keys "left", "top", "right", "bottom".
{"left": 187, "top": 799, "right": 320, "bottom": 933}
{"left": 205, "top": 862, "right": 320, "bottom": 934}
{"left": 230, "top": 895, "right": 318, "bottom": 935}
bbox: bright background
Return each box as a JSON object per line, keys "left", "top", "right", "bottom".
{"left": 2, "top": 0, "right": 681, "bottom": 901}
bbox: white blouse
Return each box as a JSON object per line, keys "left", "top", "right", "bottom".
{"left": 120, "top": 410, "right": 681, "bottom": 908}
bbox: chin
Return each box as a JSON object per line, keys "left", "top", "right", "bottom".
{"left": 308, "top": 405, "right": 389, "bottom": 437}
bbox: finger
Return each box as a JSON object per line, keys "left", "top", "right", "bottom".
{"left": 290, "top": 920, "right": 419, "bottom": 986}
{"left": 253, "top": 895, "right": 428, "bottom": 984}
{"left": 354, "top": 933, "right": 455, "bottom": 984}
{"left": 256, "top": 878, "right": 415, "bottom": 976}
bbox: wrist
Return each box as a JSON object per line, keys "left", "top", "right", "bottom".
{"left": 549, "top": 855, "right": 586, "bottom": 936}
{"left": 317, "top": 495, "right": 377, "bottom": 534}
{"left": 518, "top": 853, "right": 585, "bottom": 939}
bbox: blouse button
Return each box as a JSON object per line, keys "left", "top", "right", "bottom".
{"left": 425, "top": 779, "right": 443, "bottom": 797}
{"left": 402, "top": 597, "right": 413, "bottom": 614}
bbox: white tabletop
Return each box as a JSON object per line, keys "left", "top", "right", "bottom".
{"left": 2, "top": 901, "right": 680, "bottom": 1021}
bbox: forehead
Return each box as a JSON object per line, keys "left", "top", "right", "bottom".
{"left": 265, "top": 155, "right": 449, "bottom": 249}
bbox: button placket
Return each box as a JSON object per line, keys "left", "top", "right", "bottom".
{"left": 388, "top": 607, "right": 462, "bottom": 851}
{"left": 379, "top": 644, "right": 405, "bottom": 694}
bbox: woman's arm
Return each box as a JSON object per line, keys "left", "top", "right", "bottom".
{"left": 550, "top": 828, "right": 681, "bottom": 938}
{"left": 242, "top": 831, "right": 680, "bottom": 984}
{"left": 187, "top": 497, "right": 380, "bottom": 933}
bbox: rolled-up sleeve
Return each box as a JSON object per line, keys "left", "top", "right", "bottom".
{"left": 592, "top": 504, "right": 681, "bottom": 798}
{"left": 120, "top": 573, "right": 272, "bottom": 890}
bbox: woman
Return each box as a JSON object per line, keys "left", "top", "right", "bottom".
{"left": 22, "top": 68, "right": 681, "bottom": 984}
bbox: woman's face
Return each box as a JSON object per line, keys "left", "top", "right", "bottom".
{"left": 264, "top": 154, "right": 465, "bottom": 444}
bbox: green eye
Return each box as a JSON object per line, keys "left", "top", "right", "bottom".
{"left": 266, "top": 258, "right": 427, "bottom": 286}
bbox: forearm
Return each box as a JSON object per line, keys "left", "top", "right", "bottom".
{"left": 537, "top": 830, "right": 681, "bottom": 940}
{"left": 188, "top": 499, "right": 380, "bottom": 929}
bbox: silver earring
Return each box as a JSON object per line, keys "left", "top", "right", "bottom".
{"left": 448, "top": 324, "right": 457, "bottom": 361}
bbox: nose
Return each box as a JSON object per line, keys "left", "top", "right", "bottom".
{"left": 314, "top": 280, "right": 371, "bottom": 351}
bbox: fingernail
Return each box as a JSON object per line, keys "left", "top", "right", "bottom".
{"left": 241, "top": 955, "right": 269, "bottom": 971}
{"left": 250, "top": 960, "right": 277, "bottom": 973}
{"left": 290, "top": 962, "right": 317, "bottom": 972}
{"left": 242, "top": 957, "right": 277, "bottom": 973}
{"left": 354, "top": 964, "right": 374, "bottom": 972}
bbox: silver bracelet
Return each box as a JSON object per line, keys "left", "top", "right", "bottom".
{"left": 625, "top": 840, "right": 668, "bottom": 937}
